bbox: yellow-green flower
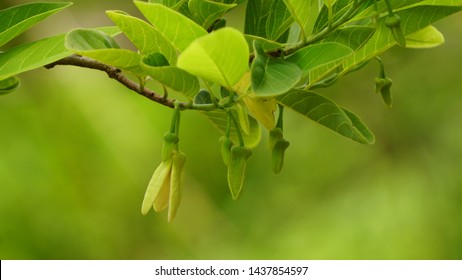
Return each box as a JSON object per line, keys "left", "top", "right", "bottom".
{"left": 141, "top": 150, "right": 186, "bottom": 222}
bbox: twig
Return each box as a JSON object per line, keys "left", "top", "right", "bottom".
{"left": 45, "top": 54, "right": 178, "bottom": 109}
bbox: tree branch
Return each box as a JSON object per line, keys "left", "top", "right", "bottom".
{"left": 45, "top": 54, "right": 178, "bottom": 109}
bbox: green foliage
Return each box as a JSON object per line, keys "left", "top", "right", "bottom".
{"left": 0, "top": 2, "right": 72, "bottom": 47}
{"left": 65, "top": 28, "right": 144, "bottom": 76}
{"left": 277, "top": 89, "right": 375, "bottom": 144}
{"left": 141, "top": 54, "right": 200, "bottom": 98}
{"left": 177, "top": 27, "right": 249, "bottom": 88}
{"left": 251, "top": 41, "right": 301, "bottom": 96}
{"left": 1, "top": 0, "right": 461, "bottom": 221}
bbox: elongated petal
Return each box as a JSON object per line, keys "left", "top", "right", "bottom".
{"left": 168, "top": 150, "right": 186, "bottom": 222}
{"left": 141, "top": 159, "right": 172, "bottom": 215}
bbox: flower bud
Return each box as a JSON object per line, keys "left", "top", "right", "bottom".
{"left": 374, "top": 77, "right": 393, "bottom": 107}
{"left": 141, "top": 159, "right": 172, "bottom": 215}
{"left": 267, "top": 127, "right": 283, "bottom": 150}
{"left": 168, "top": 150, "right": 186, "bottom": 222}
{"left": 385, "top": 14, "right": 406, "bottom": 47}
{"left": 219, "top": 136, "right": 233, "bottom": 166}
{"left": 227, "top": 146, "right": 252, "bottom": 200}
{"left": 272, "top": 139, "right": 290, "bottom": 174}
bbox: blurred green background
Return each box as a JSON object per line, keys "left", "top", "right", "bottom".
{"left": 1, "top": 1, "right": 462, "bottom": 259}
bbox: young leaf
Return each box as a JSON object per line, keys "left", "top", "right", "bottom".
{"left": 243, "top": 95, "right": 277, "bottom": 130}
{"left": 233, "top": 72, "right": 277, "bottom": 130}
{"left": 282, "top": 0, "right": 319, "bottom": 38}
{"left": 177, "top": 27, "right": 249, "bottom": 88}
{"left": 202, "top": 111, "right": 262, "bottom": 148}
{"left": 286, "top": 42, "right": 352, "bottom": 75}
{"left": 277, "top": 89, "right": 374, "bottom": 144}
{"left": 141, "top": 54, "right": 200, "bottom": 98}
{"left": 65, "top": 29, "right": 144, "bottom": 76}
{"left": 0, "top": 76, "right": 20, "bottom": 94}
{"left": 405, "top": 25, "right": 445, "bottom": 48}
{"left": 251, "top": 41, "right": 301, "bottom": 97}
{"left": 0, "top": 2, "right": 73, "bottom": 47}
{"left": 0, "top": 27, "right": 120, "bottom": 80}
{"left": 188, "top": 0, "right": 237, "bottom": 30}
{"left": 106, "top": 11, "right": 177, "bottom": 64}
{"left": 134, "top": 1, "right": 207, "bottom": 52}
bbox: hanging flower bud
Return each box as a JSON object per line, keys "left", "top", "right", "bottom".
{"left": 162, "top": 132, "right": 179, "bottom": 162}
{"left": 141, "top": 158, "right": 172, "bottom": 215}
{"left": 374, "top": 77, "right": 393, "bottom": 107}
{"left": 385, "top": 14, "right": 406, "bottom": 47}
{"left": 227, "top": 146, "right": 252, "bottom": 200}
{"left": 272, "top": 139, "right": 290, "bottom": 174}
{"left": 268, "top": 127, "right": 283, "bottom": 150}
{"left": 168, "top": 150, "right": 186, "bottom": 222}
{"left": 219, "top": 136, "right": 233, "bottom": 166}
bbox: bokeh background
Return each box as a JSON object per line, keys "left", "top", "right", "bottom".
{"left": 1, "top": 0, "right": 461, "bottom": 259}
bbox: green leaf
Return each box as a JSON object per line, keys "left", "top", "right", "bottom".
{"left": 0, "top": 27, "right": 120, "bottom": 80}
{"left": 340, "top": 107, "right": 375, "bottom": 144}
{"left": 202, "top": 111, "right": 261, "bottom": 148}
{"left": 106, "top": 11, "right": 177, "bottom": 64}
{"left": 282, "top": 0, "right": 319, "bottom": 38}
{"left": 177, "top": 27, "right": 249, "bottom": 88}
{"left": 244, "top": 0, "right": 273, "bottom": 38}
{"left": 0, "top": 2, "right": 72, "bottom": 47}
{"left": 343, "top": 5, "right": 462, "bottom": 73}
{"left": 266, "top": 0, "right": 294, "bottom": 42}
{"left": 286, "top": 42, "right": 352, "bottom": 76}
{"left": 405, "top": 25, "right": 445, "bottom": 48}
{"left": 245, "top": 35, "right": 283, "bottom": 54}
{"left": 0, "top": 76, "right": 20, "bottom": 94}
{"left": 323, "top": 26, "right": 376, "bottom": 50}
{"left": 188, "top": 0, "right": 237, "bottom": 29}
{"left": 251, "top": 41, "right": 301, "bottom": 97}
{"left": 141, "top": 54, "right": 200, "bottom": 98}
{"left": 313, "top": 0, "right": 351, "bottom": 34}
{"left": 0, "top": 35, "right": 68, "bottom": 80}
{"left": 277, "top": 89, "right": 374, "bottom": 144}
{"left": 134, "top": 1, "right": 207, "bottom": 52}
{"left": 65, "top": 28, "right": 143, "bottom": 76}
{"left": 148, "top": 0, "right": 187, "bottom": 9}
{"left": 306, "top": 26, "right": 375, "bottom": 84}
